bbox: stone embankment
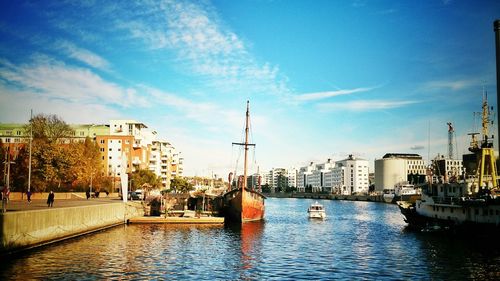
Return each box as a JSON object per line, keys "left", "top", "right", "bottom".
{"left": 0, "top": 197, "right": 143, "bottom": 254}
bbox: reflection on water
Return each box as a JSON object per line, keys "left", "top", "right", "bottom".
{"left": 1, "top": 198, "right": 500, "bottom": 280}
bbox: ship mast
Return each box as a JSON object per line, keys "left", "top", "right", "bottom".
{"left": 469, "top": 92, "right": 498, "bottom": 190}
{"left": 232, "top": 101, "right": 255, "bottom": 190}
{"left": 243, "top": 101, "right": 250, "bottom": 190}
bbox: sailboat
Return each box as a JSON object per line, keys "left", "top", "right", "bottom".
{"left": 222, "top": 101, "right": 266, "bottom": 223}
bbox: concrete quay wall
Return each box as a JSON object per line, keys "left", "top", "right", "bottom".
{"left": 266, "top": 192, "right": 386, "bottom": 203}
{"left": 0, "top": 202, "right": 143, "bottom": 254}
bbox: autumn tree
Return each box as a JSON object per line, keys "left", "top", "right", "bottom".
{"left": 69, "top": 137, "right": 104, "bottom": 191}
{"left": 26, "top": 114, "right": 75, "bottom": 192}
{"left": 170, "top": 177, "right": 194, "bottom": 194}
{"left": 0, "top": 139, "right": 5, "bottom": 188}
{"left": 130, "top": 169, "right": 162, "bottom": 192}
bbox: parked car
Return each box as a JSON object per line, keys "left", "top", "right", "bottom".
{"left": 119, "top": 189, "right": 144, "bottom": 200}
{"left": 131, "top": 190, "right": 142, "bottom": 200}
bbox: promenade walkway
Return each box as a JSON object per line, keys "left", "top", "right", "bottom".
{"left": 2, "top": 197, "right": 128, "bottom": 212}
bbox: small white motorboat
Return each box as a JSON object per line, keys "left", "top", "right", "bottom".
{"left": 308, "top": 201, "right": 326, "bottom": 219}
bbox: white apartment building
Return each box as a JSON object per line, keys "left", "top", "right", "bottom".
{"left": 311, "top": 159, "right": 335, "bottom": 192}
{"left": 336, "top": 155, "right": 369, "bottom": 195}
{"left": 286, "top": 167, "right": 298, "bottom": 189}
{"left": 297, "top": 156, "right": 368, "bottom": 194}
{"left": 105, "top": 120, "right": 182, "bottom": 189}
{"left": 268, "top": 168, "right": 287, "bottom": 192}
{"left": 297, "top": 162, "right": 315, "bottom": 192}
{"left": 374, "top": 153, "right": 426, "bottom": 193}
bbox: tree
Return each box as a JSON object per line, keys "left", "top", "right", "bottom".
{"left": 170, "top": 177, "right": 194, "bottom": 194}
{"left": 261, "top": 184, "right": 271, "bottom": 193}
{"left": 26, "top": 114, "right": 75, "bottom": 192}
{"left": 0, "top": 139, "right": 5, "bottom": 188}
{"left": 69, "top": 137, "right": 104, "bottom": 191}
{"left": 10, "top": 146, "right": 29, "bottom": 191}
{"left": 130, "top": 169, "right": 162, "bottom": 192}
{"left": 26, "top": 114, "right": 73, "bottom": 143}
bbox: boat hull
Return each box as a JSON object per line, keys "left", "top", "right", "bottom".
{"left": 308, "top": 211, "right": 326, "bottom": 219}
{"left": 222, "top": 188, "right": 265, "bottom": 223}
{"left": 397, "top": 200, "right": 500, "bottom": 232}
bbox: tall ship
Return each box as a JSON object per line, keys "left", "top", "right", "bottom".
{"left": 222, "top": 101, "right": 266, "bottom": 223}
{"left": 397, "top": 93, "right": 500, "bottom": 231}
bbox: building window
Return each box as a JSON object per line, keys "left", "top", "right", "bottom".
{"left": 100, "top": 140, "right": 105, "bottom": 144}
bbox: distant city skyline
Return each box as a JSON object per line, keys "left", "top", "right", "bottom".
{"left": 1, "top": 1, "right": 499, "bottom": 177}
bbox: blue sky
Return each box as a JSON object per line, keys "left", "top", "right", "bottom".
{"left": 0, "top": 0, "right": 499, "bottom": 177}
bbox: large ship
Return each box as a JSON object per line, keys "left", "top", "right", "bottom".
{"left": 397, "top": 94, "right": 500, "bottom": 231}
{"left": 221, "top": 101, "right": 266, "bottom": 223}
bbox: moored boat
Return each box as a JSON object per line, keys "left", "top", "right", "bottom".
{"left": 222, "top": 101, "right": 266, "bottom": 223}
{"left": 382, "top": 188, "right": 396, "bottom": 203}
{"left": 308, "top": 201, "right": 326, "bottom": 219}
{"left": 397, "top": 93, "right": 500, "bottom": 232}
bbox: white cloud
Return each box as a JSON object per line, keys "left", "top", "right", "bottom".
{"left": 424, "top": 79, "right": 478, "bottom": 91}
{"left": 0, "top": 56, "right": 149, "bottom": 108}
{"left": 0, "top": 83, "right": 121, "bottom": 124}
{"left": 145, "top": 86, "right": 245, "bottom": 132}
{"left": 55, "top": 40, "right": 110, "bottom": 70}
{"left": 114, "top": 1, "right": 289, "bottom": 97}
{"left": 295, "top": 86, "right": 376, "bottom": 102}
{"left": 318, "top": 99, "right": 419, "bottom": 111}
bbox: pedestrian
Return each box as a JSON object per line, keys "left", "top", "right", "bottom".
{"left": 47, "top": 191, "right": 54, "bottom": 207}
{"left": 27, "top": 190, "right": 32, "bottom": 204}
{"left": 86, "top": 190, "right": 90, "bottom": 200}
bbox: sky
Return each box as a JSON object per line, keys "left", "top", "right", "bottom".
{"left": 1, "top": 0, "right": 499, "bottom": 177}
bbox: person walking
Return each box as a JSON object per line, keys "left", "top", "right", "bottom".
{"left": 86, "top": 190, "right": 90, "bottom": 200}
{"left": 47, "top": 191, "right": 54, "bottom": 207}
{"left": 27, "top": 190, "right": 32, "bottom": 204}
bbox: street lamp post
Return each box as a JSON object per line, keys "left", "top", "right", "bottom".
{"left": 2, "top": 147, "right": 15, "bottom": 213}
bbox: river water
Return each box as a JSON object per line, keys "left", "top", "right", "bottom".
{"left": 2, "top": 198, "right": 500, "bottom": 280}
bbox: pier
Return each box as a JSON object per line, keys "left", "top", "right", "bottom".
{"left": 0, "top": 195, "right": 144, "bottom": 254}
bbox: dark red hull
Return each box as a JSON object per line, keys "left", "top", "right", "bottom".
{"left": 223, "top": 188, "right": 265, "bottom": 223}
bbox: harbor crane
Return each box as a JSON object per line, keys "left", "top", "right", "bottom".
{"left": 447, "top": 122, "right": 454, "bottom": 159}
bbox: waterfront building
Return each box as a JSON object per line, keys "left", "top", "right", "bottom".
{"left": 296, "top": 156, "right": 368, "bottom": 194}
{"left": 0, "top": 120, "right": 183, "bottom": 191}
{"left": 286, "top": 167, "right": 298, "bottom": 189}
{"left": 374, "top": 153, "right": 426, "bottom": 193}
{"left": 0, "top": 124, "right": 28, "bottom": 158}
{"left": 297, "top": 162, "right": 315, "bottom": 192}
{"left": 334, "top": 155, "right": 369, "bottom": 195}
{"left": 309, "top": 159, "right": 335, "bottom": 193}
{"left": 268, "top": 168, "right": 287, "bottom": 192}
{"left": 431, "top": 154, "right": 464, "bottom": 183}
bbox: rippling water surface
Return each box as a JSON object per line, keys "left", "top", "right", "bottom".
{"left": 2, "top": 198, "right": 500, "bottom": 280}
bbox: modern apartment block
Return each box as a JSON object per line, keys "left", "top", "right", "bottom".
{"left": 296, "top": 155, "right": 369, "bottom": 195}
{"left": 0, "top": 120, "right": 183, "bottom": 190}
{"left": 267, "top": 168, "right": 287, "bottom": 192}
{"left": 297, "top": 162, "right": 315, "bottom": 192}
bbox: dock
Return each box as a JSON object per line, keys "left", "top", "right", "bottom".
{"left": 128, "top": 216, "right": 224, "bottom": 224}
